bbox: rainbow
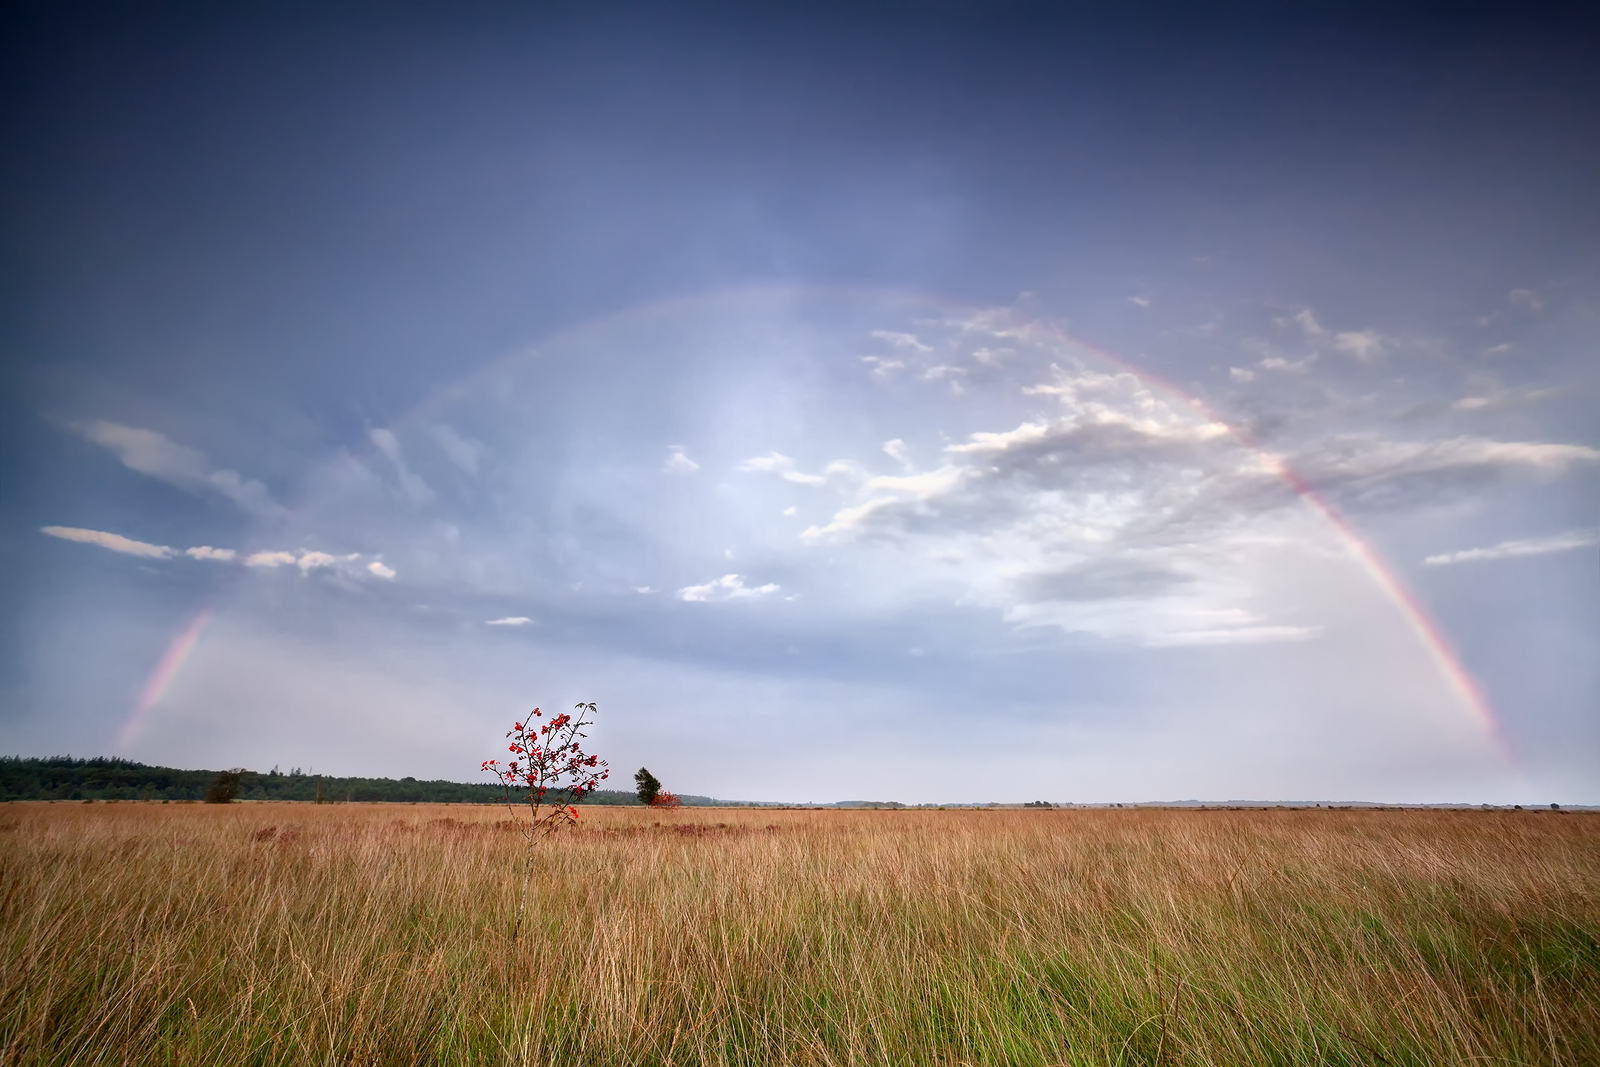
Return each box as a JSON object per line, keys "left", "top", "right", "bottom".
{"left": 113, "top": 287, "right": 1508, "bottom": 762}
{"left": 1054, "top": 327, "right": 1508, "bottom": 756}
{"left": 119, "top": 607, "right": 213, "bottom": 749}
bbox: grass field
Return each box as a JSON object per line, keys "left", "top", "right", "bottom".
{"left": 1, "top": 802, "right": 1595, "bottom": 1066}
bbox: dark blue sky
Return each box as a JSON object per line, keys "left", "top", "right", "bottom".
{"left": 3, "top": 2, "right": 1596, "bottom": 802}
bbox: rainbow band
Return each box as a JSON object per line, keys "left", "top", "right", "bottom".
{"left": 119, "top": 607, "right": 212, "bottom": 749}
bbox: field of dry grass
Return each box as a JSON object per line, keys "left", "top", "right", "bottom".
{"left": 1, "top": 801, "right": 1596, "bottom": 1066}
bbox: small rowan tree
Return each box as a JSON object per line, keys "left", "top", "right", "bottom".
{"left": 634, "top": 767, "right": 661, "bottom": 806}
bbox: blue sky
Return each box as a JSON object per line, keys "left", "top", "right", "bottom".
{"left": 3, "top": 2, "right": 1596, "bottom": 803}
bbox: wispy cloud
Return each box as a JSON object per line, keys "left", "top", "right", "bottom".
{"left": 41, "top": 526, "right": 173, "bottom": 558}
{"left": 74, "top": 420, "right": 283, "bottom": 517}
{"left": 370, "top": 428, "right": 433, "bottom": 504}
{"left": 676, "top": 574, "right": 780, "bottom": 602}
{"left": 185, "top": 546, "right": 236, "bottom": 561}
{"left": 1425, "top": 530, "right": 1598, "bottom": 566}
{"left": 664, "top": 445, "right": 700, "bottom": 475}
{"left": 368, "top": 561, "right": 396, "bottom": 580}
{"left": 486, "top": 616, "right": 533, "bottom": 625}
{"left": 429, "top": 424, "right": 485, "bottom": 477}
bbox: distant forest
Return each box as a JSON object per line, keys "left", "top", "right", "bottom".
{"left": 0, "top": 756, "right": 721, "bottom": 806}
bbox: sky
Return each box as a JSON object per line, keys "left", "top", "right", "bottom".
{"left": 2, "top": 1, "right": 1596, "bottom": 804}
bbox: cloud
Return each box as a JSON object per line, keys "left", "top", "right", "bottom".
{"left": 1128, "top": 296, "right": 1150, "bottom": 308}
{"left": 1483, "top": 343, "right": 1513, "bottom": 357}
{"left": 368, "top": 561, "right": 396, "bottom": 580}
{"left": 429, "top": 424, "right": 485, "bottom": 476}
{"left": 297, "top": 551, "right": 338, "bottom": 573}
{"left": 486, "top": 616, "right": 533, "bottom": 626}
{"left": 185, "top": 546, "right": 236, "bottom": 561}
{"left": 664, "top": 446, "right": 700, "bottom": 474}
{"left": 1276, "top": 308, "right": 1325, "bottom": 337}
{"left": 1508, "top": 288, "right": 1543, "bottom": 312}
{"left": 1332, "top": 330, "right": 1384, "bottom": 362}
{"left": 41, "top": 526, "right": 174, "bottom": 558}
{"left": 246, "top": 551, "right": 298, "bottom": 568}
{"left": 676, "top": 574, "right": 781, "bottom": 602}
{"left": 883, "top": 439, "right": 911, "bottom": 465}
{"left": 861, "top": 356, "right": 906, "bottom": 379}
{"left": 74, "top": 420, "right": 283, "bottom": 517}
{"left": 1229, "top": 367, "right": 1255, "bottom": 383}
{"left": 737, "top": 452, "right": 842, "bottom": 486}
{"left": 869, "top": 330, "right": 932, "bottom": 353}
{"left": 1425, "top": 529, "right": 1599, "bottom": 566}
{"left": 369, "top": 428, "right": 433, "bottom": 504}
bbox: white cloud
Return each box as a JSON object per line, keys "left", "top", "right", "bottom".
{"left": 486, "top": 616, "right": 533, "bottom": 626}
{"left": 883, "top": 439, "right": 911, "bottom": 465}
{"left": 676, "top": 574, "right": 781, "bottom": 602}
{"left": 367, "top": 561, "right": 397, "bottom": 580}
{"left": 185, "top": 546, "right": 236, "bottom": 561}
{"left": 971, "top": 347, "right": 1011, "bottom": 366}
{"left": 861, "top": 356, "right": 906, "bottom": 379}
{"left": 1484, "top": 343, "right": 1513, "bottom": 357}
{"left": 664, "top": 445, "right": 700, "bottom": 474}
{"left": 922, "top": 365, "right": 965, "bottom": 381}
{"left": 74, "top": 420, "right": 283, "bottom": 517}
{"left": 1128, "top": 296, "right": 1150, "bottom": 308}
{"left": 868, "top": 330, "right": 932, "bottom": 352}
{"left": 737, "top": 452, "right": 838, "bottom": 486}
{"left": 1333, "top": 330, "right": 1384, "bottom": 362}
{"left": 1259, "top": 354, "right": 1315, "bottom": 374}
{"left": 297, "top": 551, "right": 338, "bottom": 573}
{"left": 41, "top": 526, "right": 174, "bottom": 559}
{"left": 1229, "top": 367, "right": 1255, "bottom": 383}
{"left": 245, "top": 551, "right": 298, "bottom": 568}
{"left": 782, "top": 506, "right": 797, "bottom": 517}
{"left": 1425, "top": 529, "right": 1599, "bottom": 566}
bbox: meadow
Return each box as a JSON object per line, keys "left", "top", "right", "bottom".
{"left": 0, "top": 802, "right": 1595, "bottom": 1066}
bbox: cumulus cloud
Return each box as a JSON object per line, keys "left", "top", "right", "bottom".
{"left": 676, "top": 574, "right": 781, "bottom": 602}
{"left": 486, "top": 616, "right": 533, "bottom": 625}
{"left": 74, "top": 420, "right": 283, "bottom": 517}
{"left": 297, "top": 551, "right": 338, "bottom": 573}
{"left": 664, "top": 446, "right": 699, "bottom": 474}
{"left": 368, "top": 561, "right": 397, "bottom": 580}
{"left": 1425, "top": 529, "right": 1598, "bottom": 566}
{"left": 185, "top": 546, "right": 236, "bottom": 561}
{"left": 41, "top": 526, "right": 174, "bottom": 558}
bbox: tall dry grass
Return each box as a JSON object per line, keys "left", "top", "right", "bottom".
{"left": 1, "top": 802, "right": 1595, "bottom": 1066}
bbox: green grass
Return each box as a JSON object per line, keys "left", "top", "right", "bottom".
{"left": 1, "top": 803, "right": 1595, "bottom": 1065}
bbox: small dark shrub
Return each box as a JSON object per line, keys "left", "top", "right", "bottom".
{"left": 204, "top": 770, "right": 243, "bottom": 804}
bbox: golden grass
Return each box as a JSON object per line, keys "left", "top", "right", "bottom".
{"left": 1, "top": 802, "right": 1596, "bottom": 1065}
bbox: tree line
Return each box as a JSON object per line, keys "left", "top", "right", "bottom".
{"left": 0, "top": 756, "right": 719, "bottom": 806}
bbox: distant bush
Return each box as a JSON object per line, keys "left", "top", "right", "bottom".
{"left": 204, "top": 770, "right": 243, "bottom": 804}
